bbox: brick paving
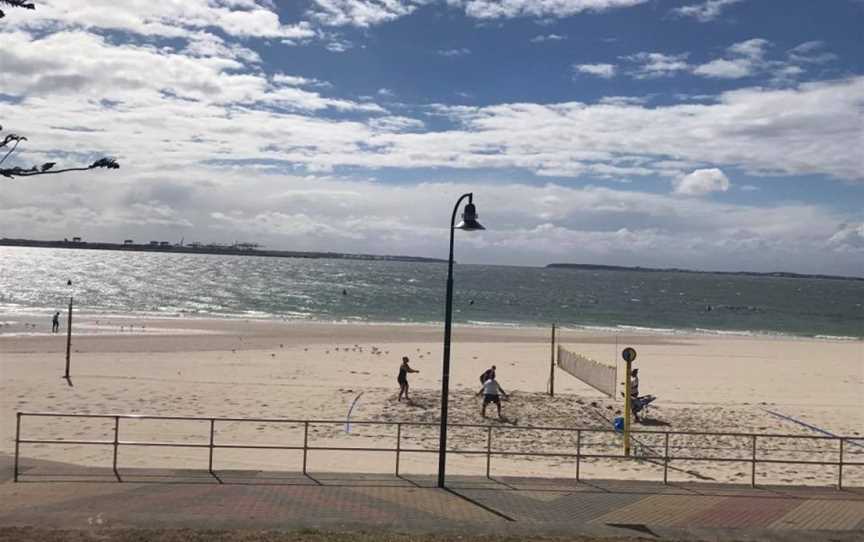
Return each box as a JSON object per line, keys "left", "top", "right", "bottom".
{"left": 1, "top": 455, "right": 863, "bottom": 540}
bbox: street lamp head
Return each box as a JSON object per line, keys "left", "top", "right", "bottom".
{"left": 455, "top": 202, "right": 485, "bottom": 231}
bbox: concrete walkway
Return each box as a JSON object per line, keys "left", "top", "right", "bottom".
{"left": 2, "top": 455, "right": 863, "bottom": 541}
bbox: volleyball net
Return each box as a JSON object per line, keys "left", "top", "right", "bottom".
{"left": 556, "top": 345, "right": 617, "bottom": 398}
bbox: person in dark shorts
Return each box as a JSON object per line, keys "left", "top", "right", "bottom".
{"left": 397, "top": 356, "right": 419, "bottom": 402}
{"left": 51, "top": 312, "right": 60, "bottom": 333}
{"left": 479, "top": 365, "right": 496, "bottom": 384}
{"left": 477, "top": 376, "right": 507, "bottom": 418}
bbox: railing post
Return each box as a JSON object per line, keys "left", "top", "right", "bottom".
{"left": 838, "top": 438, "right": 844, "bottom": 490}
{"left": 112, "top": 416, "right": 120, "bottom": 481}
{"left": 576, "top": 429, "right": 581, "bottom": 482}
{"left": 302, "top": 421, "right": 309, "bottom": 475}
{"left": 485, "top": 426, "right": 492, "bottom": 478}
{"left": 395, "top": 423, "right": 401, "bottom": 476}
{"left": 751, "top": 434, "right": 757, "bottom": 488}
{"left": 208, "top": 419, "right": 215, "bottom": 475}
{"left": 14, "top": 413, "right": 21, "bottom": 483}
{"left": 663, "top": 432, "right": 670, "bottom": 485}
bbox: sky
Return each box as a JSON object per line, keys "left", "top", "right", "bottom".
{"left": 0, "top": 0, "right": 862, "bottom": 275}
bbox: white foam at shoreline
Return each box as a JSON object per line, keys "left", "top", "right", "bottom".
{"left": 1, "top": 307, "right": 860, "bottom": 342}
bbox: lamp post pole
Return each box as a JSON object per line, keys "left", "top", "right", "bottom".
{"left": 438, "top": 193, "right": 484, "bottom": 489}
{"left": 621, "top": 347, "right": 637, "bottom": 457}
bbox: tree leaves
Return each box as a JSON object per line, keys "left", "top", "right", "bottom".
{"left": 0, "top": 0, "right": 37, "bottom": 19}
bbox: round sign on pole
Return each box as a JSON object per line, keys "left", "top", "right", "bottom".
{"left": 622, "top": 347, "right": 637, "bottom": 363}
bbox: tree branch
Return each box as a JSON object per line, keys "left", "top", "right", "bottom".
{"left": 1, "top": 158, "right": 119, "bottom": 179}
{"left": 0, "top": 0, "right": 36, "bottom": 19}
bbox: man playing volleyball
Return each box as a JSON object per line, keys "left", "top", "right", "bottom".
{"left": 477, "top": 376, "right": 507, "bottom": 419}
{"left": 397, "top": 356, "right": 419, "bottom": 402}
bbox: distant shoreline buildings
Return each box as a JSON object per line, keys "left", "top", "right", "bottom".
{"left": 0, "top": 237, "right": 447, "bottom": 264}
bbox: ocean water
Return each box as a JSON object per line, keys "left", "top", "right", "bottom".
{"left": 1, "top": 246, "right": 862, "bottom": 339}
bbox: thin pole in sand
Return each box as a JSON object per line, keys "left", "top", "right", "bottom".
{"left": 13, "top": 412, "right": 21, "bottom": 482}
{"left": 438, "top": 193, "right": 485, "bottom": 489}
{"left": 549, "top": 323, "right": 556, "bottom": 397}
{"left": 64, "top": 279, "right": 73, "bottom": 381}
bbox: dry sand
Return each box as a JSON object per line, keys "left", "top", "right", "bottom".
{"left": 1, "top": 316, "right": 862, "bottom": 486}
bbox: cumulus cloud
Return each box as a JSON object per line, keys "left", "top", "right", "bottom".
{"left": 671, "top": 0, "right": 743, "bottom": 22}
{"left": 673, "top": 168, "right": 731, "bottom": 196}
{"left": 694, "top": 38, "right": 770, "bottom": 79}
{"left": 308, "top": 0, "right": 418, "bottom": 27}
{"left": 5, "top": 0, "right": 315, "bottom": 40}
{"left": 530, "top": 33, "right": 567, "bottom": 43}
{"left": 625, "top": 52, "right": 690, "bottom": 78}
{"left": 620, "top": 38, "right": 833, "bottom": 82}
{"left": 574, "top": 63, "right": 617, "bottom": 78}
{"left": 324, "top": 38, "right": 355, "bottom": 52}
{"left": 303, "top": 0, "right": 650, "bottom": 27}
{"left": 456, "top": 0, "right": 647, "bottom": 19}
{"left": 788, "top": 41, "right": 838, "bottom": 65}
{"left": 597, "top": 96, "right": 649, "bottom": 106}
{"left": 438, "top": 47, "right": 471, "bottom": 57}
{"left": 828, "top": 223, "right": 864, "bottom": 252}
{"left": 0, "top": 30, "right": 379, "bottom": 112}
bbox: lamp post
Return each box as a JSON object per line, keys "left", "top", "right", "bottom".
{"left": 64, "top": 279, "right": 72, "bottom": 380}
{"left": 622, "top": 347, "right": 637, "bottom": 457}
{"left": 438, "top": 193, "right": 485, "bottom": 488}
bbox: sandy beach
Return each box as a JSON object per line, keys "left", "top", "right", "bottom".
{"left": 1, "top": 316, "right": 862, "bottom": 486}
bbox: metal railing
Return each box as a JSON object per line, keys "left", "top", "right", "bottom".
{"left": 13, "top": 411, "right": 864, "bottom": 488}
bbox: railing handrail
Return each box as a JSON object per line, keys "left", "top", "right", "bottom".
{"left": 13, "top": 411, "right": 863, "bottom": 489}
{"left": 14, "top": 411, "right": 864, "bottom": 441}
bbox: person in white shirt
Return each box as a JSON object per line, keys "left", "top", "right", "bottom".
{"left": 477, "top": 376, "right": 507, "bottom": 419}
{"left": 629, "top": 368, "right": 641, "bottom": 422}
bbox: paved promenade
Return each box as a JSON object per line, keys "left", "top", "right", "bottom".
{"left": 2, "top": 455, "right": 863, "bottom": 541}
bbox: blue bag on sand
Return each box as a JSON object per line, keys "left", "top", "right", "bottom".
{"left": 613, "top": 416, "right": 624, "bottom": 432}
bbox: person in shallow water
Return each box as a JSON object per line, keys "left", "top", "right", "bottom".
{"left": 397, "top": 356, "right": 419, "bottom": 402}
{"left": 51, "top": 311, "right": 60, "bottom": 333}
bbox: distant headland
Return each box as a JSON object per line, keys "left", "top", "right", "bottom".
{"left": 0, "top": 237, "right": 447, "bottom": 264}
{"left": 546, "top": 263, "right": 863, "bottom": 282}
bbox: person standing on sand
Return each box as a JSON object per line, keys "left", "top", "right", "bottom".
{"left": 479, "top": 365, "right": 496, "bottom": 384}
{"left": 51, "top": 312, "right": 60, "bottom": 333}
{"left": 477, "top": 376, "right": 507, "bottom": 419}
{"left": 397, "top": 356, "right": 419, "bottom": 402}
{"left": 629, "top": 368, "right": 641, "bottom": 422}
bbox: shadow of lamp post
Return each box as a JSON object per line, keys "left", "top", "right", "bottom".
{"left": 438, "top": 193, "right": 485, "bottom": 488}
